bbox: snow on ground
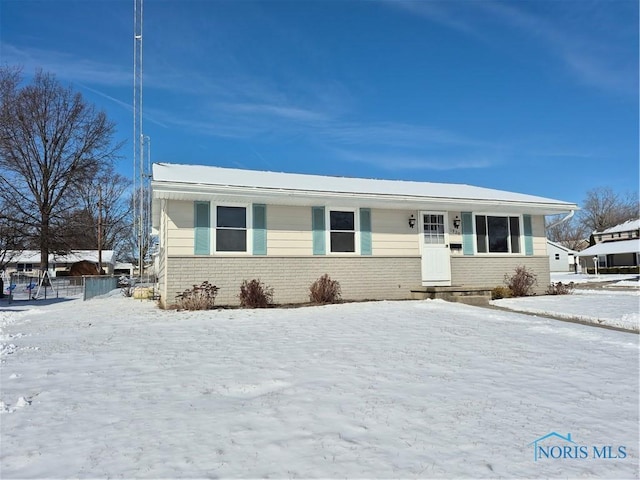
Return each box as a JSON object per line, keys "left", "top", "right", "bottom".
{"left": 550, "top": 272, "right": 640, "bottom": 286}
{"left": 0, "top": 294, "right": 638, "bottom": 479}
{"left": 494, "top": 274, "right": 640, "bottom": 332}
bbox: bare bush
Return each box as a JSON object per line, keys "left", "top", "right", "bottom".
{"left": 239, "top": 279, "right": 273, "bottom": 308}
{"left": 505, "top": 266, "right": 538, "bottom": 297}
{"left": 546, "top": 281, "right": 575, "bottom": 295}
{"left": 309, "top": 274, "right": 342, "bottom": 304}
{"left": 176, "top": 281, "right": 219, "bottom": 310}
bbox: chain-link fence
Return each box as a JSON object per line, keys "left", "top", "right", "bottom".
{"left": 1, "top": 272, "right": 157, "bottom": 303}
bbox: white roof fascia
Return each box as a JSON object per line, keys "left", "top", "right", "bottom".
{"left": 153, "top": 181, "right": 573, "bottom": 211}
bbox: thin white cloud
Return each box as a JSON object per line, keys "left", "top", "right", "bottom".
{"left": 333, "top": 148, "right": 496, "bottom": 171}
{"left": 316, "top": 122, "right": 498, "bottom": 149}
{"left": 382, "top": 0, "right": 480, "bottom": 37}
{"left": 75, "top": 83, "right": 132, "bottom": 112}
{"left": 479, "top": 1, "right": 637, "bottom": 96}
{"left": 217, "top": 102, "right": 329, "bottom": 122}
{"left": 383, "top": 0, "right": 638, "bottom": 97}
{"left": 2, "top": 43, "right": 130, "bottom": 87}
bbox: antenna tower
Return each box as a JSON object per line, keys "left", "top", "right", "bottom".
{"left": 133, "top": 0, "right": 150, "bottom": 279}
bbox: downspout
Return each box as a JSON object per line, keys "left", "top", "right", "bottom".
{"left": 546, "top": 209, "right": 575, "bottom": 229}
{"left": 546, "top": 209, "right": 576, "bottom": 273}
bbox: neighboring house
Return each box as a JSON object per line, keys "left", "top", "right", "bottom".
{"left": 114, "top": 262, "right": 135, "bottom": 277}
{"left": 577, "top": 219, "right": 640, "bottom": 272}
{"left": 3, "top": 250, "right": 116, "bottom": 277}
{"left": 151, "top": 163, "right": 578, "bottom": 308}
{"left": 547, "top": 240, "right": 579, "bottom": 273}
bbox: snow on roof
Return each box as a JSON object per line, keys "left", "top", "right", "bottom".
{"left": 152, "top": 163, "right": 576, "bottom": 207}
{"left": 546, "top": 240, "right": 578, "bottom": 254}
{"left": 596, "top": 219, "right": 640, "bottom": 235}
{"left": 5, "top": 250, "right": 115, "bottom": 264}
{"left": 576, "top": 239, "right": 640, "bottom": 256}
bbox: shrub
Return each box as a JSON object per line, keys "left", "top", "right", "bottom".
{"left": 491, "top": 286, "right": 512, "bottom": 300}
{"left": 309, "top": 274, "right": 342, "bottom": 304}
{"left": 176, "top": 281, "right": 219, "bottom": 310}
{"left": 546, "top": 281, "right": 575, "bottom": 295}
{"left": 505, "top": 266, "right": 538, "bottom": 297}
{"left": 239, "top": 279, "right": 273, "bottom": 308}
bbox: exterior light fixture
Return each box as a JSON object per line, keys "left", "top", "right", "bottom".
{"left": 453, "top": 216, "right": 461, "bottom": 229}
{"left": 593, "top": 256, "right": 598, "bottom": 276}
{"left": 408, "top": 214, "right": 416, "bottom": 229}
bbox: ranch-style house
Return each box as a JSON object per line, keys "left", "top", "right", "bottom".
{"left": 151, "top": 163, "right": 578, "bottom": 308}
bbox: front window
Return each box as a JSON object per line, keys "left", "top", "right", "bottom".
{"left": 17, "top": 263, "right": 33, "bottom": 272}
{"left": 216, "top": 206, "right": 246, "bottom": 252}
{"left": 475, "top": 215, "right": 521, "bottom": 253}
{"left": 330, "top": 210, "right": 355, "bottom": 252}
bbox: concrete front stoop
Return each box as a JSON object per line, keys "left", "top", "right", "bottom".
{"left": 410, "top": 285, "right": 493, "bottom": 306}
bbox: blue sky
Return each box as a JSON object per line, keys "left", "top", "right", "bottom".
{"left": 1, "top": 0, "right": 638, "bottom": 205}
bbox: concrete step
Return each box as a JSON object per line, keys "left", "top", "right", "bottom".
{"left": 410, "top": 285, "right": 492, "bottom": 306}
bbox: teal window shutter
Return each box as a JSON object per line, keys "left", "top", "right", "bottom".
{"left": 312, "top": 207, "right": 326, "bottom": 255}
{"left": 252, "top": 204, "right": 267, "bottom": 255}
{"left": 523, "top": 214, "right": 534, "bottom": 256}
{"left": 360, "top": 208, "right": 372, "bottom": 255}
{"left": 461, "top": 212, "right": 474, "bottom": 255}
{"left": 194, "top": 201, "right": 210, "bottom": 255}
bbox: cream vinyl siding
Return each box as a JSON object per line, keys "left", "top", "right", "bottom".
{"left": 266, "top": 205, "right": 313, "bottom": 255}
{"left": 531, "top": 215, "right": 547, "bottom": 255}
{"left": 166, "top": 200, "right": 196, "bottom": 256}
{"left": 371, "top": 209, "right": 419, "bottom": 256}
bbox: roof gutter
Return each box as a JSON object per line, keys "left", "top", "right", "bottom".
{"left": 152, "top": 181, "right": 578, "bottom": 215}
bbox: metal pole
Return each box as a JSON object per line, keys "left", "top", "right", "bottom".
{"left": 98, "top": 185, "right": 103, "bottom": 274}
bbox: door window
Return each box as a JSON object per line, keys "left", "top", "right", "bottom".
{"left": 423, "top": 214, "right": 445, "bottom": 244}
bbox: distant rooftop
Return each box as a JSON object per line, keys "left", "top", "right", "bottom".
{"left": 4, "top": 250, "right": 115, "bottom": 264}
{"left": 597, "top": 219, "right": 640, "bottom": 235}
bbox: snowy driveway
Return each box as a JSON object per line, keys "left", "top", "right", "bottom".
{"left": 1, "top": 296, "right": 638, "bottom": 478}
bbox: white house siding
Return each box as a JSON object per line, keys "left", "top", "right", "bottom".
{"left": 547, "top": 242, "right": 571, "bottom": 272}
{"left": 162, "top": 256, "right": 421, "bottom": 307}
{"left": 162, "top": 202, "right": 423, "bottom": 257}
{"left": 266, "top": 205, "right": 313, "bottom": 255}
{"left": 157, "top": 201, "right": 553, "bottom": 305}
{"left": 372, "top": 209, "right": 420, "bottom": 256}
{"left": 450, "top": 255, "right": 550, "bottom": 295}
{"left": 532, "top": 215, "right": 547, "bottom": 255}
{"left": 166, "top": 200, "right": 195, "bottom": 256}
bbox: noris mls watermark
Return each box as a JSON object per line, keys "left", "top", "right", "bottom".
{"left": 528, "top": 432, "right": 627, "bottom": 461}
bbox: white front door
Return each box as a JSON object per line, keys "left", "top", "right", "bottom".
{"left": 421, "top": 212, "right": 452, "bottom": 286}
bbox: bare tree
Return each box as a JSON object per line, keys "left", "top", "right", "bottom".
{"left": 546, "top": 216, "right": 589, "bottom": 251}
{"left": 0, "top": 196, "right": 27, "bottom": 270}
{"left": 579, "top": 187, "right": 639, "bottom": 233}
{"left": 0, "top": 67, "right": 122, "bottom": 272}
{"left": 65, "top": 166, "right": 133, "bottom": 257}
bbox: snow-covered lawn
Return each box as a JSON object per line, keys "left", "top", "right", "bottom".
{"left": 1, "top": 294, "right": 638, "bottom": 479}
{"left": 493, "top": 276, "right": 639, "bottom": 332}
{"left": 550, "top": 272, "right": 640, "bottom": 287}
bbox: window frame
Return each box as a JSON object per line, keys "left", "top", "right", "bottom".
{"left": 213, "top": 203, "right": 251, "bottom": 254}
{"left": 473, "top": 213, "right": 523, "bottom": 255}
{"left": 327, "top": 208, "right": 359, "bottom": 255}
